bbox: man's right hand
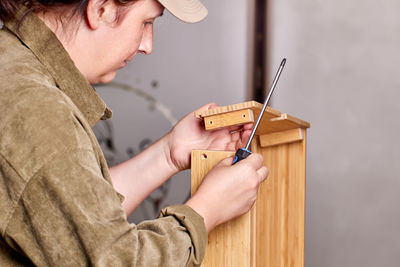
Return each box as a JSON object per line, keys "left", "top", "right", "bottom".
{"left": 185, "top": 153, "right": 269, "bottom": 232}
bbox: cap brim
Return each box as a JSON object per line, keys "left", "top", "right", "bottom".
{"left": 158, "top": 0, "right": 208, "bottom": 23}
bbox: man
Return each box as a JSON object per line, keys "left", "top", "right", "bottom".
{"left": 0, "top": 0, "right": 268, "bottom": 265}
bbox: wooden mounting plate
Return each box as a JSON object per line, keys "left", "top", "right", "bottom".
{"left": 195, "top": 101, "right": 310, "bottom": 135}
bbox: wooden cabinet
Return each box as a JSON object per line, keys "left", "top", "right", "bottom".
{"left": 191, "top": 101, "right": 310, "bottom": 267}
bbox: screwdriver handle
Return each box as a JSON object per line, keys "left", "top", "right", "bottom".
{"left": 232, "top": 148, "right": 252, "bottom": 165}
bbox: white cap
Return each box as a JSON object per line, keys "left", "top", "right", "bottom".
{"left": 157, "top": 0, "right": 208, "bottom": 23}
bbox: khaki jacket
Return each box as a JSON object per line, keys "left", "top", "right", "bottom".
{"left": 0, "top": 8, "right": 206, "bottom": 266}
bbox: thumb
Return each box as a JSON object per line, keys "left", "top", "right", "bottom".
{"left": 195, "top": 102, "right": 219, "bottom": 113}
{"left": 217, "top": 156, "right": 235, "bottom": 167}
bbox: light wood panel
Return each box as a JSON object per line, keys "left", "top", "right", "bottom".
{"left": 203, "top": 109, "right": 255, "bottom": 131}
{"left": 195, "top": 101, "right": 281, "bottom": 118}
{"left": 195, "top": 101, "right": 310, "bottom": 135}
{"left": 251, "top": 136, "right": 306, "bottom": 267}
{"left": 263, "top": 114, "right": 309, "bottom": 134}
{"left": 191, "top": 150, "right": 252, "bottom": 267}
{"left": 259, "top": 128, "right": 304, "bottom": 148}
{"left": 191, "top": 101, "right": 309, "bottom": 267}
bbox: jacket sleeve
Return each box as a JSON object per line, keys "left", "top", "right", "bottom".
{"left": 3, "top": 148, "right": 207, "bottom": 267}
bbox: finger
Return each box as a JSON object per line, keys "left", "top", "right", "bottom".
{"left": 208, "top": 102, "right": 219, "bottom": 110}
{"left": 257, "top": 166, "right": 269, "bottom": 183}
{"left": 240, "top": 129, "right": 252, "bottom": 145}
{"left": 224, "top": 132, "right": 253, "bottom": 152}
{"left": 244, "top": 153, "right": 264, "bottom": 169}
{"left": 227, "top": 125, "right": 244, "bottom": 133}
{"left": 230, "top": 128, "right": 252, "bottom": 149}
{"left": 243, "top": 123, "right": 254, "bottom": 130}
{"left": 224, "top": 136, "right": 246, "bottom": 151}
{"left": 230, "top": 131, "right": 241, "bottom": 142}
{"left": 224, "top": 141, "right": 238, "bottom": 152}
{"left": 217, "top": 156, "right": 235, "bottom": 166}
{"left": 227, "top": 123, "right": 253, "bottom": 133}
{"left": 218, "top": 131, "right": 244, "bottom": 151}
{"left": 194, "top": 102, "right": 219, "bottom": 113}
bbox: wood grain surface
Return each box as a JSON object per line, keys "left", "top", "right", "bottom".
{"left": 195, "top": 101, "right": 309, "bottom": 134}
{"left": 259, "top": 128, "right": 304, "bottom": 148}
{"left": 191, "top": 150, "right": 252, "bottom": 267}
{"left": 191, "top": 102, "right": 309, "bottom": 267}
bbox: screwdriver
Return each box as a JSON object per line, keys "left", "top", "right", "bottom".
{"left": 233, "top": 58, "right": 286, "bottom": 164}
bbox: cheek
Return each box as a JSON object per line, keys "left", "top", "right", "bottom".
{"left": 128, "top": 35, "right": 142, "bottom": 51}
{"left": 98, "top": 20, "right": 145, "bottom": 73}
{"left": 122, "top": 18, "right": 144, "bottom": 46}
{"left": 104, "top": 35, "right": 139, "bottom": 64}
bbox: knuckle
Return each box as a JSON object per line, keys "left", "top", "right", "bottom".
{"left": 249, "top": 193, "right": 258, "bottom": 206}
{"left": 251, "top": 153, "right": 264, "bottom": 165}
{"left": 252, "top": 193, "right": 258, "bottom": 203}
{"left": 248, "top": 176, "right": 260, "bottom": 190}
{"left": 265, "top": 167, "right": 270, "bottom": 177}
{"left": 261, "top": 166, "right": 269, "bottom": 180}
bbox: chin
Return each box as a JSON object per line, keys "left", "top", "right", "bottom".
{"left": 95, "top": 72, "right": 117, "bottom": 85}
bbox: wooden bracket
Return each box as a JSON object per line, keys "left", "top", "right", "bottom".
{"left": 259, "top": 128, "right": 304, "bottom": 148}
{"left": 203, "top": 109, "right": 254, "bottom": 130}
{"left": 196, "top": 101, "right": 309, "bottom": 134}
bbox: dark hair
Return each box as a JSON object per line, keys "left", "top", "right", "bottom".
{"left": 0, "top": 0, "right": 135, "bottom": 23}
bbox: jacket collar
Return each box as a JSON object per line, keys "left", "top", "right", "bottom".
{"left": 4, "top": 7, "right": 112, "bottom": 127}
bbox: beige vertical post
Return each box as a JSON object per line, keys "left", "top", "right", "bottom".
{"left": 191, "top": 101, "right": 310, "bottom": 267}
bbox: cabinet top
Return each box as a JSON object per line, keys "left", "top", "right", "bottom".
{"left": 195, "top": 101, "right": 310, "bottom": 135}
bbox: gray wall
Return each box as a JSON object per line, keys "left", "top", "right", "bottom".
{"left": 97, "top": 0, "right": 400, "bottom": 265}
{"left": 268, "top": 0, "right": 400, "bottom": 266}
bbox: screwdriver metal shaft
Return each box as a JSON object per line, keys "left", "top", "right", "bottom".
{"left": 232, "top": 58, "right": 286, "bottom": 164}
{"left": 245, "top": 58, "right": 286, "bottom": 150}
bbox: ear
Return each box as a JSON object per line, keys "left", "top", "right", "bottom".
{"left": 86, "top": 0, "right": 118, "bottom": 30}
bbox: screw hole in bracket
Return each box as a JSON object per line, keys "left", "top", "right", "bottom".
{"left": 201, "top": 153, "right": 208, "bottom": 159}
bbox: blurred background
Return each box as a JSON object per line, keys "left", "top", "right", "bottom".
{"left": 93, "top": 0, "right": 400, "bottom": 266}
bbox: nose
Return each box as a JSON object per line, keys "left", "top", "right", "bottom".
{"left": 138, "top": 25, "right": 153, "bottom": 55}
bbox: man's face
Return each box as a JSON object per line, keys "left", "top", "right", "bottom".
{"left": 90, "top": 0, "right": 164, "bottom": 84}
